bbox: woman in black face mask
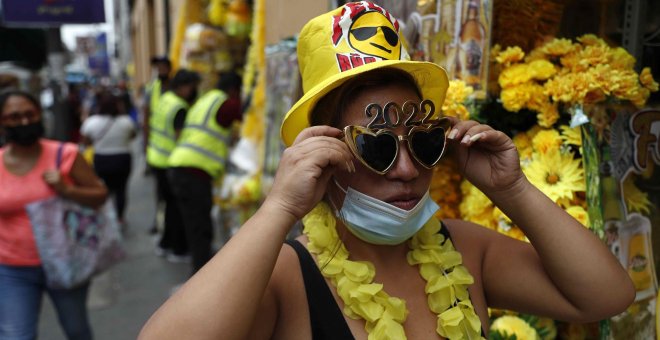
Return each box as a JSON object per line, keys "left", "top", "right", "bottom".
{"left": 0, "top": 90, "right": 108, "bottom": 340}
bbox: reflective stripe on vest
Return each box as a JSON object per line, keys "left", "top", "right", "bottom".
{"left": 146, "top": 91, "right": 188, "bottom": 168}
{"left": 168, "top": 89, "right": 231, "bottom": 178}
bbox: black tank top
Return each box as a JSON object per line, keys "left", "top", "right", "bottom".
{"left": 285, "top": 224, "right": 487, "bottom": 339}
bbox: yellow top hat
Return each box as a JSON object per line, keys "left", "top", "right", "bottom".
{"left": 280, "top": 1, "right": 449, "bottom": 146}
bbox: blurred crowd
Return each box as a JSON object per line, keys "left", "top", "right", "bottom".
{"left": 0, "top": 55, "right": 243, "bottom": 339}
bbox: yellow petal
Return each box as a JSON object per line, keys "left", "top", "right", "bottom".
{"left": 369, "top": 317, "right": 407, "bottom": 340}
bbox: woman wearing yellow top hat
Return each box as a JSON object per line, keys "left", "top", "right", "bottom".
{"left": 140, "top": 2, "right": 634, "bottom": 339}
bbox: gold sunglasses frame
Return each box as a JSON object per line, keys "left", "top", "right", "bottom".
{"left": 342, "top": 118, "right": 451, "bottom": 175}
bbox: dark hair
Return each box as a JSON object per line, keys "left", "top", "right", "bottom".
{"left": 151, "top": 56, "right": 172, "bottom": 68}
{"left": 310, "top": 68, "right": 422, "bottom": 128}
{"left": 96, "top": 89, "right": 121, "bottom": 116}
{"left": 0, "top": 90, "right": 42, "bottom": 115}
{"left": 170, "top": 69, "right": 201, "bottom": 90}
{"left": 216, "top": 71, "right": 242, "bottom": 92}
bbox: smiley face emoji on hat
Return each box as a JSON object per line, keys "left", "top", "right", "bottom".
{"left": 347, "top": 10, "right": 401, "bottom": 60}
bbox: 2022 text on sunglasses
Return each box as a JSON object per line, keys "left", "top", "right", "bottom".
{"left": 341, "top": 99, "right": 451, "bottom": 175}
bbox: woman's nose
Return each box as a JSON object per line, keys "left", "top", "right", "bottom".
{"left": 19, "top": 115, "right": 31, "bottom": 125}
{"left": 386, "top": 143, "right": 419, "bottom": 181}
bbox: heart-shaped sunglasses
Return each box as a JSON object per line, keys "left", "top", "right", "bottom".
{"left": 342, "top": 118, "right": 451, "bottom": 175}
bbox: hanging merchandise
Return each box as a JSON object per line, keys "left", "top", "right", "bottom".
{"left": 384, "top": 0, "right": 493, "bottom": 99}
{"left": 180, "top": 23, "right": 232, "bottom": 90}
{"left": 225, "top": 0, "right": 252, "bottom": 39}
{"left": 168, "top": 0, "right": 251, "bottom": 93}
{"left": 220, "top": 0, "right": 265, "bottom": 225}
{"left": 261, "top": 40, "right": 299, "bottom": 196}
{"left": 208, "top": 0, "right": 227, "bottom": 27}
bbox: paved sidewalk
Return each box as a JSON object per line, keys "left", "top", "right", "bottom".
{"left": 38, "top": 146, "right": 190, "bottom": 340}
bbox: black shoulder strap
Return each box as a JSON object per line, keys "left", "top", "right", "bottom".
{"left": 439, "top": 221, "right": 451, "bottom": 241}
{"left": 284, "top": 239, "right": 354, "bottom": 340}
{"left": 55, "top": 142, "right": 65, "bottom": 169}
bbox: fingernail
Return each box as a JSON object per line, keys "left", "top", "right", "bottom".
{"left": 350, "top": 160, "right": 356, "bottom": 173}
{"left": 345, "top": 161, "right": 353, "bottom": 173}
{"left": 470, "top": 133, "right": 483, "bottom": 142}
{"left": 461, "top": 134, "right": 471, "bottom": 144}
{"left": 448, "top": 129, "right": 458, "bottom": 140}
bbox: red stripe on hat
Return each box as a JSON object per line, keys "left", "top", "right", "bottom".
{"left": 332, "top": 14, "right": 343, "bottom": 45}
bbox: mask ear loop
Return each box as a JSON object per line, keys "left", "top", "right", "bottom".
{"left": 318, "top": 178, "right": 349, "bottom": 272}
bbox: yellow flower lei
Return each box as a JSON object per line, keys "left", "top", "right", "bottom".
{"left": 302, "top": 202, "right": 483, "bottom": 340}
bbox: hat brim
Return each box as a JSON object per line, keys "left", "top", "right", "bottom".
{"left": 280, "top": 60, "right": 449, "bottom": 146}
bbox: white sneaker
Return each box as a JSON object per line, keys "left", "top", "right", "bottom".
{"left": 166, "top": 253, "right": 191, "bottom": 264}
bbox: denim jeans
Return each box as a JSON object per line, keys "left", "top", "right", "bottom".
{"left": 0, "top": 264, "right": 92, "bottom": 340}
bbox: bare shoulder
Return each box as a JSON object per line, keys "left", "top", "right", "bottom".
{"left": 442, "top": 218, "right": 493, "bottom": 251}
{"left": 271, "top": 241, "right": 302, "bottom": 286}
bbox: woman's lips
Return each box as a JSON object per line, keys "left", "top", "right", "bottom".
{"left": 388, "top": 197, "right": 420, "bottom": 210}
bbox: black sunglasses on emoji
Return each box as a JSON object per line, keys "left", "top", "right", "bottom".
{"left": 351, "top": 26, "right": 399, "bottom": 46}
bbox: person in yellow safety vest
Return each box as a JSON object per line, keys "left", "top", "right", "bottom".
{"left": 143, "top": 56, "right": 172, "bottom": 154}
{"left": 148, "top": 69, "right": 201, "bottom": 263}
{"left": 143, "top": 56, "right": 173, "bottom": 235}
{"left": 167, "top": 71, "right": 243, "bottom": 274}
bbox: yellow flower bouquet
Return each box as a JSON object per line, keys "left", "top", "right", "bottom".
{"left": 460, "top": 34, "right": 658, "bottom": 239}
{"left": 495, "top": 34, "right": 658, "bottom": 128}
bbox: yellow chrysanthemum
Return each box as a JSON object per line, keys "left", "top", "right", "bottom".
{"left": 513, "top": 132, "right": 533, "bottom": 161}
{"left": 577, "top": 34, "right": 606, "bottom": 46}
{"left": 566, "top": 205, "right": 590, "bottom": 228}
{"left": 559, "top": 51, "right": 585, "bottom": 73}
{"left": 529, "top": 59, "right": 556, "bottom": 81}
{"left": 526, "top": 125, "right": 543, "bottom": 140}
{"left": 559, "top": 125, "right": 582, "bottom": 147}
{"left": 578, "top": 45, "right": 610, "bottom": 68}
{"left": 525, "top": 150, "right": 585, "bottom": 202}
{"left": 544, "top": 72, "right": 597, "bottom": 104}
{"left": 540, "top": 38, "right": 576, "bottom": 56}
{"left": 623, "top": 176, "right": 653, "bottom": 215}
{"left": 640, "top": 67, "right": 659, "bottom": 92}
{"left": 534, "top": 102, "right": 560, "bottom": 128}
{"left": 496, "top": 46, "right": 525, "bottom": 66}
{"left": 459, "top": 181, "right": 493, "bottom": 218}
{"left": 501, "top": 84, "right": 532, "bottom": 112}
{"left": 525, "top": 47, "right": 547, "bottom": 62}
{"left": 501, "top": 81, "right": 547, "bottom": 113}
{"left": 491, "top": 315, "right": 540, "bottom": 340}
{"left": 499, "top": 64, "right": 533, "bottom": 88}
{"left": 608, "top": 47, "right": 637, "bottom": 70}
{"left": 531, "top": 129, "right": 562, "bottom": 154}
{"left": 442, "top": 80, "right": 474, "bottom": 120}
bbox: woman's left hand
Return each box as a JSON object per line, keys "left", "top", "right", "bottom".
{"left": 43, "top": 170, "right": 68, "bottom": 195}
{"left": 445, "top": 117, "right": 525, "bottom": 194}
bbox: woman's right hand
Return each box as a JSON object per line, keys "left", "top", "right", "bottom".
{"left": 264, "top": 125, "right": 354, "bottom": 222}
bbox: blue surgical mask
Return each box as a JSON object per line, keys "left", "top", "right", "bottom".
{"left": 332, "top": 179, "right": 439, "bottom": 245}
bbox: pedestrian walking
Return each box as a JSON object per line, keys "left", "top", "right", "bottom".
{"left": 81, "top": 89, "right": 137, "bottom": 225}
{"left": 0, "top": 90, "right": 108, "bottom": 340}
